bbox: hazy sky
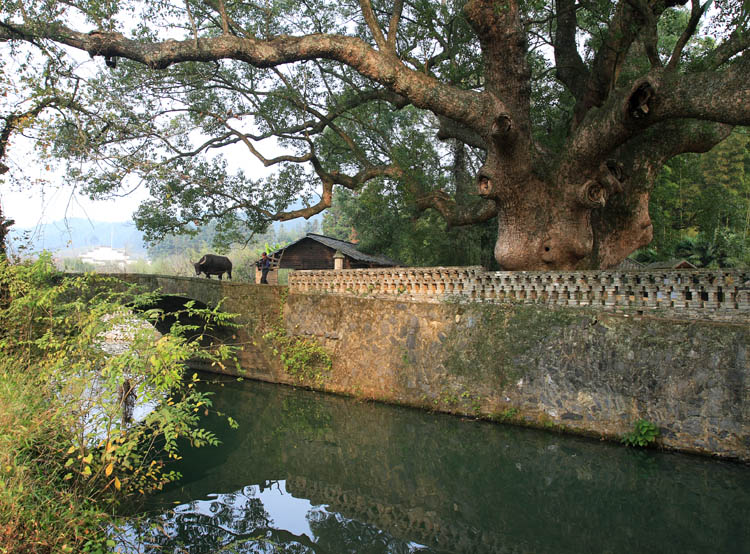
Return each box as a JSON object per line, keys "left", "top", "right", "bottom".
{"left": 2, "top": 182, "right": 148, "bottom": 228}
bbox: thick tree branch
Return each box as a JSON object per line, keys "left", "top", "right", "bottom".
{"left": 553, "top": 0, "right": 589, "bottom": 101}
{"left": 415, "top": 189, "right": 498, "bottom": 226}
{"left": 565, "top": 60, "right": 750, "bottom": 173}
{"left": 436, "top": 115, "right": 486, "bottom": 150}
{"left": 623, "top": 119, "right": 732, "bottom": 174}
{"left": 464, "top": 0, "right": 531, "bottom": 122}
{"left": 0, "top": 21, "right": 494, "bottom": 135}
{"left": 632, "top": 0, "right": 662, "bottom": 69}
{"left": 576, "top": 0, "right": 687, "bottom": 123}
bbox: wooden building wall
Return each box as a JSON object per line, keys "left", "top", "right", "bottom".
{"left": 277, "top": 239, "right": 337, "bottom": 270}
{"left": 254, "top": 238, "right": 393, "bottom": 283}
{"left": 276, "top": 238, "right": 385, "bottom": 270}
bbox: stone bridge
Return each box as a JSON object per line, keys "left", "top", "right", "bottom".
{"left": 106, "top": 273, "right": 283, "bottom": 372}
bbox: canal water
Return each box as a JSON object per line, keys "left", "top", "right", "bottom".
{"left": 119, "top": 375, "right": 750, "bottom": 553}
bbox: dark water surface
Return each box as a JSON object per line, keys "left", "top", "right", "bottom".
{"left": 120, "top": 375, "right": 750, "bottom": 553}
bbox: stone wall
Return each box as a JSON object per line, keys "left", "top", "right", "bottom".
{"left": 289, "top": 267, "right": 750, "bottom": 322}
{"left": 106, "top": 271, "right": 750, "bottom": 461}
{"left": 279, "top": 293, "right": 749, "bottom": 462}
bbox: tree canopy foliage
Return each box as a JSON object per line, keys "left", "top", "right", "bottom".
{"left": 644, "top": 128, "right": 749, "bottom": 267}
{"left": 1, "top": 0, "right": 748, "bottom": 269}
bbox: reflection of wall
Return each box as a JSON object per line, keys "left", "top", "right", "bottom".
{"left": 285, "top": 476, "right": 509, "bottom": 554}
{"left": 282, "top": 294, "right": 749, "bottom": 461}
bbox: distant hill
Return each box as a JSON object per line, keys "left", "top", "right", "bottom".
{"left": 7, "top": 209, "right": 323, "bottom": 259}
{"left": 8, "top": 218, "right": 146, "bottom": 256}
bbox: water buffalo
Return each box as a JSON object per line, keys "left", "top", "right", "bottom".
{"left": 193, "top": 254, "right": 232, "bottom": 280}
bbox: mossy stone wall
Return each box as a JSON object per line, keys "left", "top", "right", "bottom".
{"left": 108, "top": 274, "right": 749, "bottom": 461}
{"left": 281, "top": 293, "right": 749, "bottom": 461}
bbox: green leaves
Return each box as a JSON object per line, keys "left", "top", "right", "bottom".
{"left": 0, "top": 255, "right": 238, "bottom": 510}
{"left": 621, "top": 419, "right": 659, "bottom": 448}
{"left": 649, "top": 130, "right": 750, "bottom": 267}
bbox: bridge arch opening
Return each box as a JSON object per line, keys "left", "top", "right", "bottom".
{"left": 129, "top": 294, "right": 238, "bottom": 348}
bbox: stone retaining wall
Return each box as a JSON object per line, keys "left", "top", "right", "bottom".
{"left": 104, "top": 271, "right": 750, "bottom": 461}
{"left": 289, "top": 267, "right": 750, "bottom": 321}
{"left": 280, "top": 293, "right": 750, "bottom": 462}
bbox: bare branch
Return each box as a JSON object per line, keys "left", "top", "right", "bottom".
{"left": 272, "top": 179, "right": 333, "bottom": 221}
{"left": 704, "top": 26, "right": 750, "bottom": 70}
{"left": 217, "top": 0, "right": 230, "bottom": 35}
{"left": 185, "top": 0, "right": 199, "bottom": 48}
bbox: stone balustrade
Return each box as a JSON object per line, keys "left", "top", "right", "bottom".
{"left": 288, "top": 266, "right": 750, "bottom": 321}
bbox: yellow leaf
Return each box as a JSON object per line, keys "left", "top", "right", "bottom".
{"left": 82, "top": 453, "right": 93, "bottom": 464}
{"left": 114, "top": 477, "right": 121, "bottom": 490}
{"left": 105, "top": 462, "right": 114, "bottom": 477}
{"left": 66, "top": 445, "right": 76, "bottom": 454}
{"left": 82, "top": 466, "right": 92, "bottom": 477}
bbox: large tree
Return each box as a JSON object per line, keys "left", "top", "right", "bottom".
{"left": 0, "top": 0, "right": 748, "bottom": 269}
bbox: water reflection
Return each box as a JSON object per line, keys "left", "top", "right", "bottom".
{"left": 119, "top": 377, "right": 750, "bottom": 554}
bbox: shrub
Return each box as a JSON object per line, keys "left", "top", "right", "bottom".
{"left": 0, "top": 254, "right": 238, "bottom": 552}
{"left": 621, "top": 419, "right": 659, "bottom": 448}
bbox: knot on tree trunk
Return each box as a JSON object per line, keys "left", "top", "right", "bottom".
{"left": 86, "top": 30, "right": 125, "bottom": 69}
{"left": 477, "top": 174, "right": 493, "bottom": 197}
{"left": 491, "top": 114, "right": 513, "bottom": 143}
{"left": 577, "top": 159, "right": 627, "bottom": 208}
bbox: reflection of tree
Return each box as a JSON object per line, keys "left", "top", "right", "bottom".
{"left": 120, "top": 488, "right": 272, "bottom": 553}
{"left": 128, "top": 380, "right": 750, "bottom": 554}
{"left": 307, "top": 507, "right": 437, "bottom": 554}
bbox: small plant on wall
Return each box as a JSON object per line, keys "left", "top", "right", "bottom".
{"left": 621, "top": 419, "right": 659, "bottom": 448}
{"left": 263, "top": 289, "right": 332, "bottom": 384}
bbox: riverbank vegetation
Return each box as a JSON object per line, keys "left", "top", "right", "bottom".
{"left": 0, "top": 255, "right": 237, "bottom": 553}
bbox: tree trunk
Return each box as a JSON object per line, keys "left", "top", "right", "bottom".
{"left": 0, "top": 200, "right": 12, "bottom": 261}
